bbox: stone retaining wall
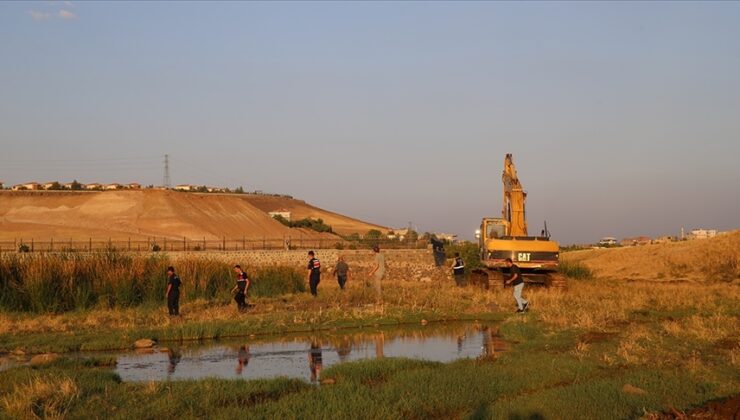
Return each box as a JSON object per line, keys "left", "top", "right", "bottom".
{"left": 168, "top": 249, "right": 451, "bottom": 282}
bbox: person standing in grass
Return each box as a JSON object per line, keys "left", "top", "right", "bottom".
{"left": 332, "top": 255, "right": 351, "bottom": 290}
{"left": 367, "top": 246, "right": 386, "bottom": 296}
{"left": 451, "top": 252, "right": 466, "bottom": 287}
{"left": 505, "top": 258, "right": 529, "bottom": 313}
{"left": 231, "top": 265, "right": 250, "bottom": 312}
{"left": 306, "top": 251, "right": 321, "bottom": 297}
{"left": 165, "top": 266, "right": 181, "bottom": 316}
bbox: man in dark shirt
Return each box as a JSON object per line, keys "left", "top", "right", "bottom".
{"left": 505, "top": 258, "right": 529, "bottom": 313}
{"left": 451, "top": 252, "right": 466, "bottom": 287}
{"left": 306, "top": 251, "right": 321, "bottom": 297}
{"left": 165, "top": 266, "right": 181, "bottom": 316}
{"left": 431, "top": 236, "right": 446, "bottom": 267}
{"left": 333, "top": 255, "right": 350, "bottom": 290}
{"left": 231, "top": 265, "right": 250, "bottom": 312}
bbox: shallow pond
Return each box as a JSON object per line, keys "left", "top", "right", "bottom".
{"left": 115, "top": 322, "right": 507, "bottom": 383}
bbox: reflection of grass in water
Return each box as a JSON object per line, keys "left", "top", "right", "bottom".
{"left": 1, "top": 325, "right": 736, "bottom": 419}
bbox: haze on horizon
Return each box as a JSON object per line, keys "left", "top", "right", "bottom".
{"left": 1, "top": 2, "right": 739, "bottom": 244}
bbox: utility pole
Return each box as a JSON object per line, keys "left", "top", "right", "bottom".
{"left": 163, "top": 154, "right": 171, "bottom": 188}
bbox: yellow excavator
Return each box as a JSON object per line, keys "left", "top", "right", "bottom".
{"left": 475, "top": 154, "right": 565, "bottom": 288}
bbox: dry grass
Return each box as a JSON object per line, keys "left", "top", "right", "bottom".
{"left": 0, "top": 279, "right": 499, "bottom": 339}
{"left": 1, "top": 376, "right": 80, "bottom": 419}
{"left": 562, "top": 230, "right": 740, "bottom": 281}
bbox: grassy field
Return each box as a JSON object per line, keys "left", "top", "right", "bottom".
{"left": 1, "top": 247, "right": 739, "bottom": 419}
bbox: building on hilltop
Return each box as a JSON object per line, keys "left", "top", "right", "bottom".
{"left": 105, "top": 183, "right": 122, "bottom": 190}
{"left": 12, "top": 182, "right": 41, "bottom": 191}
{"left": 688, "top": 228, "right": 717, "bottom": 240}
{"left": 435, "top": 233, "right": 458, "bottom": 243}
{"left": 127, "top": 183, "right": 141, "bottom": 189}
{"left": 174, "top": 184, "right": 195, "bottom": 192}
{"left": 620, "top": 236, "right": 652, "bottom": 246}
{"left": 269, "top": 209, "right": 292, "bottom": 221}
{"left": 653, "top": 235, "right": 676, "bottom": 244}
{"left": 387, "top": 228, "right": 410, "bottom": 241}
{"left": 84, "top": 183, "right": 102, "bottom": 190}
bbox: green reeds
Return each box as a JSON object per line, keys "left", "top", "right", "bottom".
{"left": 0, "top": 252, "right": 304, "bottom": 313}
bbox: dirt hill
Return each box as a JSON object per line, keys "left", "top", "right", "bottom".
{"left": 0, "top": 190, "right": 370, "bottom": 242}
{"left": 238, "top": 194, "right": 388, "bottom": 236}
{"left": 562, "top": 230, "right": 740, "bottom": 282}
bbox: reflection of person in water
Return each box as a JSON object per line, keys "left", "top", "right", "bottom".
{"left": 167, "top": 348, "right": 181, "bottom": 376}
{"left": 480, "top": 326, "right": 496, "bottom": 358}
{"left": 236, "top": 345, "right": 251, "bottom": 375}
{"left": 336, "top": 337, "right": 352, "bottom": 362}
{"left": 374, "top": 333, "right": 385, "bottom": 359}
{"left": 309, "top": 340, "right": 323, "bottom": 383}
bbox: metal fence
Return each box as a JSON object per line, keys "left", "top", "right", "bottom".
{"left": 0, "top": 237, "right": 429, "bottom": 253}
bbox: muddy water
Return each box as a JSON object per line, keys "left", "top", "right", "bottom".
{"left": 115, "top": 322, "right": 507, "bottom": 383}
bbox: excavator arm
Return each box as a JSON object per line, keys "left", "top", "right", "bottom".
{"left": 501, "top": 153, "right": 528, "bottom": 237}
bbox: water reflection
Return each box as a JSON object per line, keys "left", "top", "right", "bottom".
{"left": 308, "top": 340, "right": 323, "bottom": 383}
{"left": 167, "top": 348, "right": 181, "bottom": 377}
{"left": 114, "top": 322, "right": 508, "bottom": 382}
{"left": 236, "top": 345, "right": 250, "bottom": 375}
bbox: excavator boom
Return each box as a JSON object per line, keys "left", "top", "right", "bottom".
{"left": 501, "top": 153, "right": 528, "bottom": 237}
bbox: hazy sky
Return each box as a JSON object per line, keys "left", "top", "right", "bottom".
{"left": 1, "top": 1, "right": 739, "bottom": 243}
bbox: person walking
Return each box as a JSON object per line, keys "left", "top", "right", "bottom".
{"left": 333, "top": 255, "right": 350, "bottom": 290}
{"left": 451, "top": 252, "right": 466, "bottom": 287}
{"left": 504, "top": 258, "right": 529, "bottom": 313}
{"left": 367, "top": 246, "right": 386, "bottom": 296}
{"left": 231, "top": 265, "right": 250, "bottom": 312}
{"left": 431, "top": 236, "right": 446, "bottom": 267}
{"left": 165, "top": 266, "right": 181, "bottom": 316}
{"left": 306, "top": 251, "right": 321, "bottom": 297}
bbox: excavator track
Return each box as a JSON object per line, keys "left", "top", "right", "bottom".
{"left": 470, "top": 269, "right": 566, "bottom": 289}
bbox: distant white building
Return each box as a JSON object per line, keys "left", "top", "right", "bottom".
{"left": 435, "top": 232, "right": 458, "bottom": 243}
{"left": 105, "top": 183, "right": 122, "bottom": 190}
{"left": 127, "top": 183, "right": 141, "bottom": 189}
{"left": 12, "top": 182, "right": 41, "bottom": 191}
{"left": 598, "top": 237, "right": 618, "bottom": 246}
{"left": 174, "top": 184, "right": 195, "bottom": 192}
{"left": 688, "top": 228, "right": 717, "bottom": 240}
{"left": 84, "top": 183, "right": 102, "bottom": 190}
{"left": 387, "top": 228, "right": 410, "bottom": 240}
{"left": 269, "top": 209, "right": 291, "bottom": 221}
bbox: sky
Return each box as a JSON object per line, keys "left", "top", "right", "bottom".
{"left": 1, "top": 1, "right": 739, "bottom": 244}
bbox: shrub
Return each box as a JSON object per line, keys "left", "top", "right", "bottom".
{"left": 445, "top": 242, "right": 483, "bottom": 271}
{"left": 18, "top": 244, "right": 30, "bottom": 253}
{"left": 272, "top": 215, "right": 333, "bottom": 233}
{"left": 249, "top": 266, "right": 306, "bottom": 298}
{"left": 558, "top": 260, "right": 594, "bottom": 280}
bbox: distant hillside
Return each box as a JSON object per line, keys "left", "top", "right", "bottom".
{"left": 238, "top": 194, "right": 388, "bottom": 236}
{"left": 0, "top": 190, "right": 357, "bottom": 241}
{"left": 562, "top": 230, "right": 739, "bottom": 282}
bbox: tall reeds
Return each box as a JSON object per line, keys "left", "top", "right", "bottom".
{"left": 0, "top": 252, "right": 304, "bottom": 313}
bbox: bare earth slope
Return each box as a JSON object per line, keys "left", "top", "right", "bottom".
{"left": 0, "top": 190, "right": 345, "bottom": 241}
{"left": 238, "top": 194, "right": 388, "bottom": 236}
{"left": 562, "top": 230, "right": 740, "bottom": 282}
